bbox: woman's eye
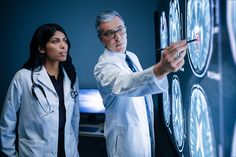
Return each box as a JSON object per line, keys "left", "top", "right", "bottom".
{"left": 51, "top": 40, "right": 59, "bottom": 44}
{"left": 63, "top": 38, "right": 68, "bottom": 43}
{"left": 50, "top": 38, "right": 62, "bottom": 44}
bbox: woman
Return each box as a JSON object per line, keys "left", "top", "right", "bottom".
{"left": 0, "top": 23, "right": 80, "bottom": 157}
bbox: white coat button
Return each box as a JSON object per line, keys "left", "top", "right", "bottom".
{"left": 53, "top": 129, "right": 57, "bottom": 133}
{"left": 52, "top": 151, "right": 56, "bottom": 154}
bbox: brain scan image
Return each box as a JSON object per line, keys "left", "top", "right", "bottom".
{"left": 160, "top": 11, "right": 171, "bottom": 131}
{"left": 227, "top": 0, "right": 236, "bottom": 64}
{"left": 187, "top": 0, "right": 213, "bottom": 77}
{"left": 231, "top": 123, "right": 236, "bottom": 157}
{"left": 172, "top": 75, "right": 185, "bottom": 151}
{"left": 160, "top": 11, "right": 168, "bottom": 49}
{"left": 169, "top": 0, "right": 181, "bottom": 44}
{"left": 162, "top": 91, "right": 171, "bottom": 131}
{"left": 189, "top": 85, "right": 216, "bottom": 157}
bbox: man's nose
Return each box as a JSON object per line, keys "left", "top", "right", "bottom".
{"left": 114, "top": 32, "right": 122, "bottom": 40}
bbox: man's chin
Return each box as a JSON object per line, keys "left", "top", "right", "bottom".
{"left": 116, "top": 49, "right": 125, "bottom": 53}
{"left": 115, "top": 47, "right": 126, "bottom": 53}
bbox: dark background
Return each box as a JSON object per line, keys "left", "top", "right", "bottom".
{"left": 0, "top": 0, "right": 160, "bottom": 107}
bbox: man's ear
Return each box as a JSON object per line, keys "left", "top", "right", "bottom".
{"left": 99, "top": 35, "right": 105, "bottom": 44}
{"left": 38, "top": 46, "right": 45, "bottom": 53}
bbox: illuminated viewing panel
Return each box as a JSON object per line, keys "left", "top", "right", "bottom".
{"left": 186, "top": 0, "right": 213, "bottom": 77}
{"left": 231, "top": 124, "right": 236, "bottom": 157}
{"left": 189, "top": 85, "right": 216, "bottom": 157}
{"left": 172, "top": 75, "right": 185, "bottom": 152}
{"left": 79, "top": 89, "right": 105, "bottom": 114}
{"left": 169, "top": 0, "right": 181, "bottom": 44}
{"left": 160, "top": 11, "right": 168, "bottom": 49}
{"left": 163, "top": 91, "right": 171, "bottom": 130}
{"left": 227, "top": 0, "right": 236, "bottom": 65}
{"left": 160, "top": 11, "right": 171, "bottom": 131}
{"left": 157, "top": 0, "right": 235, "bottom": 156}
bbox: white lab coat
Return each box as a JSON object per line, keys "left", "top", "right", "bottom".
{"left": 0, "top": 66, "right": 80, "bottom": 157}
{"left": 94, "top": 49, "right": 168, "bottom": 157}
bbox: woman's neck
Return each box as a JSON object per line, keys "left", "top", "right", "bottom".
{"left": 44, "top": 61, "right": 60, "bottom": 80}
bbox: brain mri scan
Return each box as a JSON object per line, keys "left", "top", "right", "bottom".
{"left": 169, "top": 0, "right": 181, "bottom": 44}
{"left": 160, "top": 11, "right": 168, "bottom": 49}
{"left": 227, "top": 0, "right": 236, "bottom": 65}
{"left": 189, "top": 85, "right": 216, "bottom": 157}
{"left": 186, "top": 0, "right": 213, "bottom": 77}
{"left": 172, "top": 75, "right": 185, "bottom": 151}
{"left": 158, "top": 0, "right": 235, "bottom": 156}
{"left": 160, "top": 11, "right": 171, "bottom": 131}
{"left": 231, "top": 124, "right": 236, "bottom": 157}
{"left": 163, "top": 91, "right": 171, "bottom": 131}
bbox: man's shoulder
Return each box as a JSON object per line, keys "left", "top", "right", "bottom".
{"left": 126, "top": 51, "right": 139, "bottom": 62}
{"left": 99, "top": 50, "right": 122, "bottom": 62}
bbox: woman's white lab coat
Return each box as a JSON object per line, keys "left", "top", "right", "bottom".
{"left": 0, "top": 66, "right": 80, "bottom": 157}
{"left": 94, "top": 49, "right": 168, "bottom": 157}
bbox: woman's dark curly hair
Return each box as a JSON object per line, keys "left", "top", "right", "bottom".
{"left": 23, "top": 23, "right": 76, "bottom": 88}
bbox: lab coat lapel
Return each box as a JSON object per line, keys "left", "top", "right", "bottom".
{"left": 145, "top": 95, "right": 154, "bottom": 115}
{"left": 125, "top": 51, "right": 143, "bottom": 72}
{"left": 35, "top": 66, "right": 57, "bottom": 95}
{"left": 62, "top": 68, "right": 72, "bottom": 109}
{"left": 132, "top": 57, "right": 143, "bottom": 72}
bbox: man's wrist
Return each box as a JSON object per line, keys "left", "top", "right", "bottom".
{"left": 153, "top": 63, "right": 168, "bottom": 79}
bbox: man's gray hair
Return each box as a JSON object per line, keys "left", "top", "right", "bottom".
{"left": 95, "top": 10, "right": 124, "bottom": 35}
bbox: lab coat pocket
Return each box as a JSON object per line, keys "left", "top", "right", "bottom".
{"left": 18, "top": 138, "right": 46, "bottom": 157}
{"left": 115, "top": 125, "right": 144, "bottom": 157}
{"left": 67, "top": 131, "right": 79, "bottom": 157}
{"left": 115, "top": 126, "right": 131, "bottom": 156}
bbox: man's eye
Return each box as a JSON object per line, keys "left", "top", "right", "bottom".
{"left": 105, "top": 31, "right": 114, "bottom": 37}
{"left": 117, "top": 28, "right": 122, "bottom": 33}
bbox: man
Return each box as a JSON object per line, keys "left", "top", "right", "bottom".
{"left": 94, "top": 10, "right": 187, "bottom": 157}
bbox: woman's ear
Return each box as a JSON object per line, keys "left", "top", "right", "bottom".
{"left": 38, "top": 46, "right": 45, "bottom": 53}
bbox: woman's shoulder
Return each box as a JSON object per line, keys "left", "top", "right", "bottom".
{"left": 13, "top": 68, "right": 31, "bottom": 79}
{"left": 7, "top": 68, "right": 32, "bottom": 88}
{"left": 16, "top": 68, "right": 31, "bottom": 74}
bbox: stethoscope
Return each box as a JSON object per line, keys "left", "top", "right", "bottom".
{"left": 31, "top": 69, "right": 78, "bottom": 116}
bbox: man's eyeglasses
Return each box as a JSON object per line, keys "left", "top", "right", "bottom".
{"left": 101, "top": 26, "right": 126, "bottom": 40}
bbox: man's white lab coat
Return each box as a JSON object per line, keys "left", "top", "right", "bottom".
{"left": 94, "top": 49, "right": 168, "bottom": 157}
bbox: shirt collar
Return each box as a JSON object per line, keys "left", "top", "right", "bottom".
{"left": 104, "top": 48, "right": 126, "bottom": 60}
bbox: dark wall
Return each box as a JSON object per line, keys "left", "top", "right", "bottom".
{"left": 0, "top": 0, "right": 160, "bottom": 109}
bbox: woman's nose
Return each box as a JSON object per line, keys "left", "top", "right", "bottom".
{"left": 60, "top": 41, "right": 67, "bottom": 49}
